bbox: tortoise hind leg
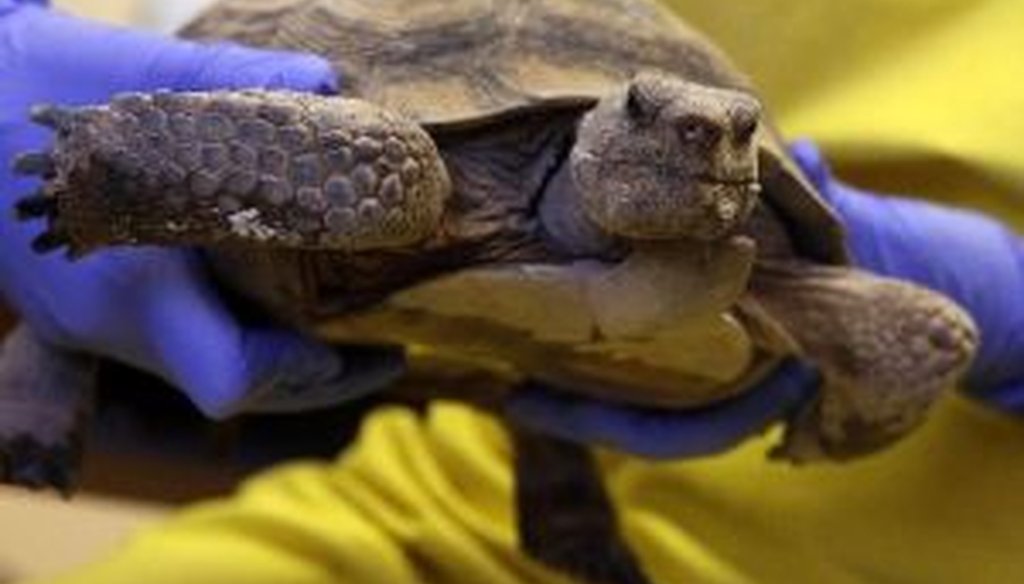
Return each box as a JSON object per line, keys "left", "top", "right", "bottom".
{"left": 511, "top": 422, "right": 653, "bottom": 584}
{"left": 749, "top": 261, "right": 978, "bottom": 462}
{"left": 0, "top": 326, "right": 95, "bottom": 493}
{"left": 16, "top": 91, "right": 450, "bottom": 257}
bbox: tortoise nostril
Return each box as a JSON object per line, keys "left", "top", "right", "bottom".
{"left": 625, "top": 81, "right": 661, "bottom": 125}
{"left": 731, "top": 104, "right": 760, "bottom": 144}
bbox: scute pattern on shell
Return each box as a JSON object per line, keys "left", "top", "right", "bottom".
{"left": 182, "top": 0, "right": 748, "bottom": 126}
{"left": 181, "top": 0, "right": 847, "bottom": 264}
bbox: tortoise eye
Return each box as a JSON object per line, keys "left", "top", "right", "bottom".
{"left": 677, "top": 115, "right": 722, "bottom": 148}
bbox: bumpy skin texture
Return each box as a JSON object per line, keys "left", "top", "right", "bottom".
{"left": 751, "top": 262, "right": 978, "bottom": 461}
{"left": 20, "top": 91, "right": 450, "bottom": 255}
{"left": 790, "top": 142, "right": 1024, "bottom": 407}
{"left": 573, "top": 74, "right": 762, "bottom": 241}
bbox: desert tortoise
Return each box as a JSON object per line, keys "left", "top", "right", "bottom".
{"left": 6, "top": 0, "right": 978, "bottom": 582}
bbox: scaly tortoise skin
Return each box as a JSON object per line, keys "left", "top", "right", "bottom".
{"left": 4, "top": 1, "right": 978, "bottom": 583}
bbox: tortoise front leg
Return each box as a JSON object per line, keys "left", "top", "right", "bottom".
{"left": 511, "top": 420, "right": 652, "bottom": 584}
{"left": 15, "top": 91, "right": 450, "bottom": 256}
{"left": 0, "top": 326, "right": 95, "bottom": 493}
{"left": 749, "top": 261, "right": 978, "bottom": 462}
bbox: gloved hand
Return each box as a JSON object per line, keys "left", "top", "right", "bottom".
{"left": 507, "top": 363, "right": 818, "bottom": 459}
{"left": 507, "top": 141, "right": 1024, "bottom": 457}
{"left": 0, "top": 1, "right": 402, "bottom": 417}
{"left": 789, "top": 140, "right": 1024, "bottom": 411}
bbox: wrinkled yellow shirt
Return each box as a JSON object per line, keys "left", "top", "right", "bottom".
{"left": 50, "top": 1, "right": 1024, "bottom": 583}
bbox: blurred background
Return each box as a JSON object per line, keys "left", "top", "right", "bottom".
{"left": 52, "top": 0, "right": 211, "bottom": 33}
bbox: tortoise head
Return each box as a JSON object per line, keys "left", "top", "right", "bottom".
{"left": 571, "top": 72, "right": 762, "bottom": 241}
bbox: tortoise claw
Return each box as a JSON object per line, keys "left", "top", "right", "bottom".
{"left": 31, "top": 230, "right": 70, "bottom": 254}
{"left": 29, "top": 104, "right": 74, "bottom": 132}
{"left": 0, "top": 435, "right": 76, "bottom": 495}
{"left": 7, "top": 443, "right": 54, "bottom": 490}
{"left": 12, "top": 152, "right": 57, "bottom": 178}
{"left": 14, "top": 191, "right": 56, "bottom": 220}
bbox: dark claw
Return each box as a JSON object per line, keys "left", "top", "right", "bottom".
{"left": 31, "top": 231, "right": 69, "bottom": 254}
{"left": 12, "top": 152, "right": 56, "bottom": 178}
{"left": 29, "top": 104, "right": 75, "bottom": 132}
{"left": 14, "top": 192, "right": 56, "bottom": 220}
{"left": 0, "top": 437, "right": 75, "bottom": 493}
{"left": 9, "top": 455, "right": 50, "bottom": 490}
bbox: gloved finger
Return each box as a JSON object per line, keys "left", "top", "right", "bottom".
{"left": 789, "top": 139, "right": 876, "bottom": 233}
{"left": 786, "top": 139, "right": 899, "bottom": 272}
{"left": 231, "top": 338, "right": 406, "bottom": 416}
{"left": 504, "top": 360, "right": 819, "bottom": 459}
{"left": 0, "top": 1, "right": 19, "bottom": 18}
{"left": 6, "top": 5, "right": 338, "bottom": 100}
{"left": 788, "top": 139, "right": 832, "bottom": 191}
{"left": 144, "top": 41, "right": 340, "bottom": 95}
{"left": 135, "top": 254, "right": 399, "bottom": 418}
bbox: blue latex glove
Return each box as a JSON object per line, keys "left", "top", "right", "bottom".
{"left": 788, "top": 140, "right": 1024, "bottom": 411}
{"left": 508, "top": 141, "right": 1024, "bottom": 457}
{"left": 508, "top": 363, "right": 818, "bottom": 459}
{"left": 0, "top": 1, "right": 402, "bottom": 417}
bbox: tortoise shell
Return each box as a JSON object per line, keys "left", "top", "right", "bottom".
{"left": 183, "top": 0, "right": 844, "bottom": 260}
{"left": 176, "top": 0, "right": 849, "bottom": 408}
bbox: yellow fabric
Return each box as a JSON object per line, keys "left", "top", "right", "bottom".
{"left": 46, "top": 1, "right": 1024, "bottom": 583}
{"left": 677, "top": 0, "right": 1024, "bottom": 222}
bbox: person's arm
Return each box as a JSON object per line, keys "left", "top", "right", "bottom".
{"left": 0, "top": 1, "right": 401, "bottom": 417}
{"left": 507, "top": 141, "right": 1024, "bottom": 457}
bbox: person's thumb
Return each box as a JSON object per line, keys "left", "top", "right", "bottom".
{"left": 147, "top": 40, "right": 340, "bottom": 94}
{"left": 138, "top": 256, "right": 400, "bottom": 418}
{"left": 160, "top": 319, "right": 404, "bottom": 419}
{"left": 224, "top": 328, "right": 406, "bottom": 417}
{"left": 789, "top": 139, "right": 832, "bottom": 192}
{"left": 6, "top": 5, "right": 339, "bottom": 98}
